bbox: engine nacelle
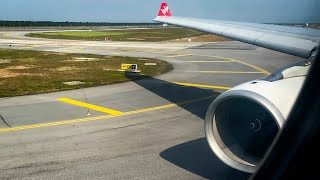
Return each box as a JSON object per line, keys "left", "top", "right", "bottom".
{"left": 205, "top": 76, "right": 305, "bottom": 173}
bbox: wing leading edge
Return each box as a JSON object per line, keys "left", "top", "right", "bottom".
{"left": 154, "top": 3, "right": 320, "bottom": 59}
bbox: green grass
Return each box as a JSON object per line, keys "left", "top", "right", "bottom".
{"left": 0, "top": 49, "right": 173, "bottom": 97}
{"left": 41, "top": 31, "right": 132, "bottom": 37}
{"left": 27, "top": 27, "right": 207, "bottom": 42}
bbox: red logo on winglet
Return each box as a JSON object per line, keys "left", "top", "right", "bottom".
{"left": 158, "top": 2, "right": 171, "bottom": 17}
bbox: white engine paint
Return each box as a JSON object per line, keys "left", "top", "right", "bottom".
{"left": 282, "top": 65, "right": 310, "bottom": 79}
{"left": 230, "top": 76, "right": 305, "bottom": 120}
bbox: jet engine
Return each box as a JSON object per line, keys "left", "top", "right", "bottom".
{"left": 205, "top": 62, "right": 310, "bottom": 173}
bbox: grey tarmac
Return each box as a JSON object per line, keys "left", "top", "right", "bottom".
{"left": 0, "top": 30, "right": 303, "bottom": 179}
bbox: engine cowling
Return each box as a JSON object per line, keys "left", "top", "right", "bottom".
{"left": 205, "top": 76, "right": 305, "bottom": 173}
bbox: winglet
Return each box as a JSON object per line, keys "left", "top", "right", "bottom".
{"left": 158, "top": 2, "right": 171, "bottom": 17}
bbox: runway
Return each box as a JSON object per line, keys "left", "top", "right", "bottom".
{"left": 0, "top": 31, "right": 303, "bottom": 179}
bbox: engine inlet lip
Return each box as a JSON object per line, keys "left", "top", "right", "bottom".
{"left": 205, "top": 90, "right": 285, "bottom": 173}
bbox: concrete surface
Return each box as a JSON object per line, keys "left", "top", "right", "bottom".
{"left": 0, "top": 30, "right": 304, "bottom": 179}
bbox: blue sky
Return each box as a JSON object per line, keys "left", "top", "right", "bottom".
{"left": 0, "top": 0, "right": 319, "bottom": 23}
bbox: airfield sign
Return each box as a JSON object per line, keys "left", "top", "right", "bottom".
{"left": 120, "top": 64, "right": 139, "bottom": 72}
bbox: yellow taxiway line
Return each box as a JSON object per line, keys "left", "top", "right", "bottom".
{"left": 186, "top": 60, "right": 233, "bottom": 63}
{"left": 171, "top": 82, "right": 231, "bottom": 90}
{"left": 111, "top": 52, "right": 125, "bottom": 55}
{"left": 175, "top": 54, "right": 271, "bottom": 75}
{"left": 0, "top": 50, "right": 270, "bottom": 133}
{"left": 198, "top": 55, "right": 270, "bottom": 75}
{"left": 57, "top": 98, "right": 124, "bottom": 115}
{"left": 0, "top": 95, "right": 217, "bottom": 133}
{"left": 164, "top": 54, "right": 194, "bottom": 58}
{"left": 227, "top": 58, "right": 271, "bottom": 75}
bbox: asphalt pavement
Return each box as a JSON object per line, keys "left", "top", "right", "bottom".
{"left": 0, "top": 31, "right": 303, "bottom": 179}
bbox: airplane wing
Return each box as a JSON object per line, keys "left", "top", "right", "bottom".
{"left": 154, "top": 3, "right": 320, "bottom": 59}
{"left": 154, "top": 2, "right": 320, "bottom": 174}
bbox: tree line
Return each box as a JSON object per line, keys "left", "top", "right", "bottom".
{"left": 0, "top": 20, "right": 160, "bottom": 27}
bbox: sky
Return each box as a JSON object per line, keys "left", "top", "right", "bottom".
{"left": 0, "top": 0, "right": 319, "bottom": 23}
